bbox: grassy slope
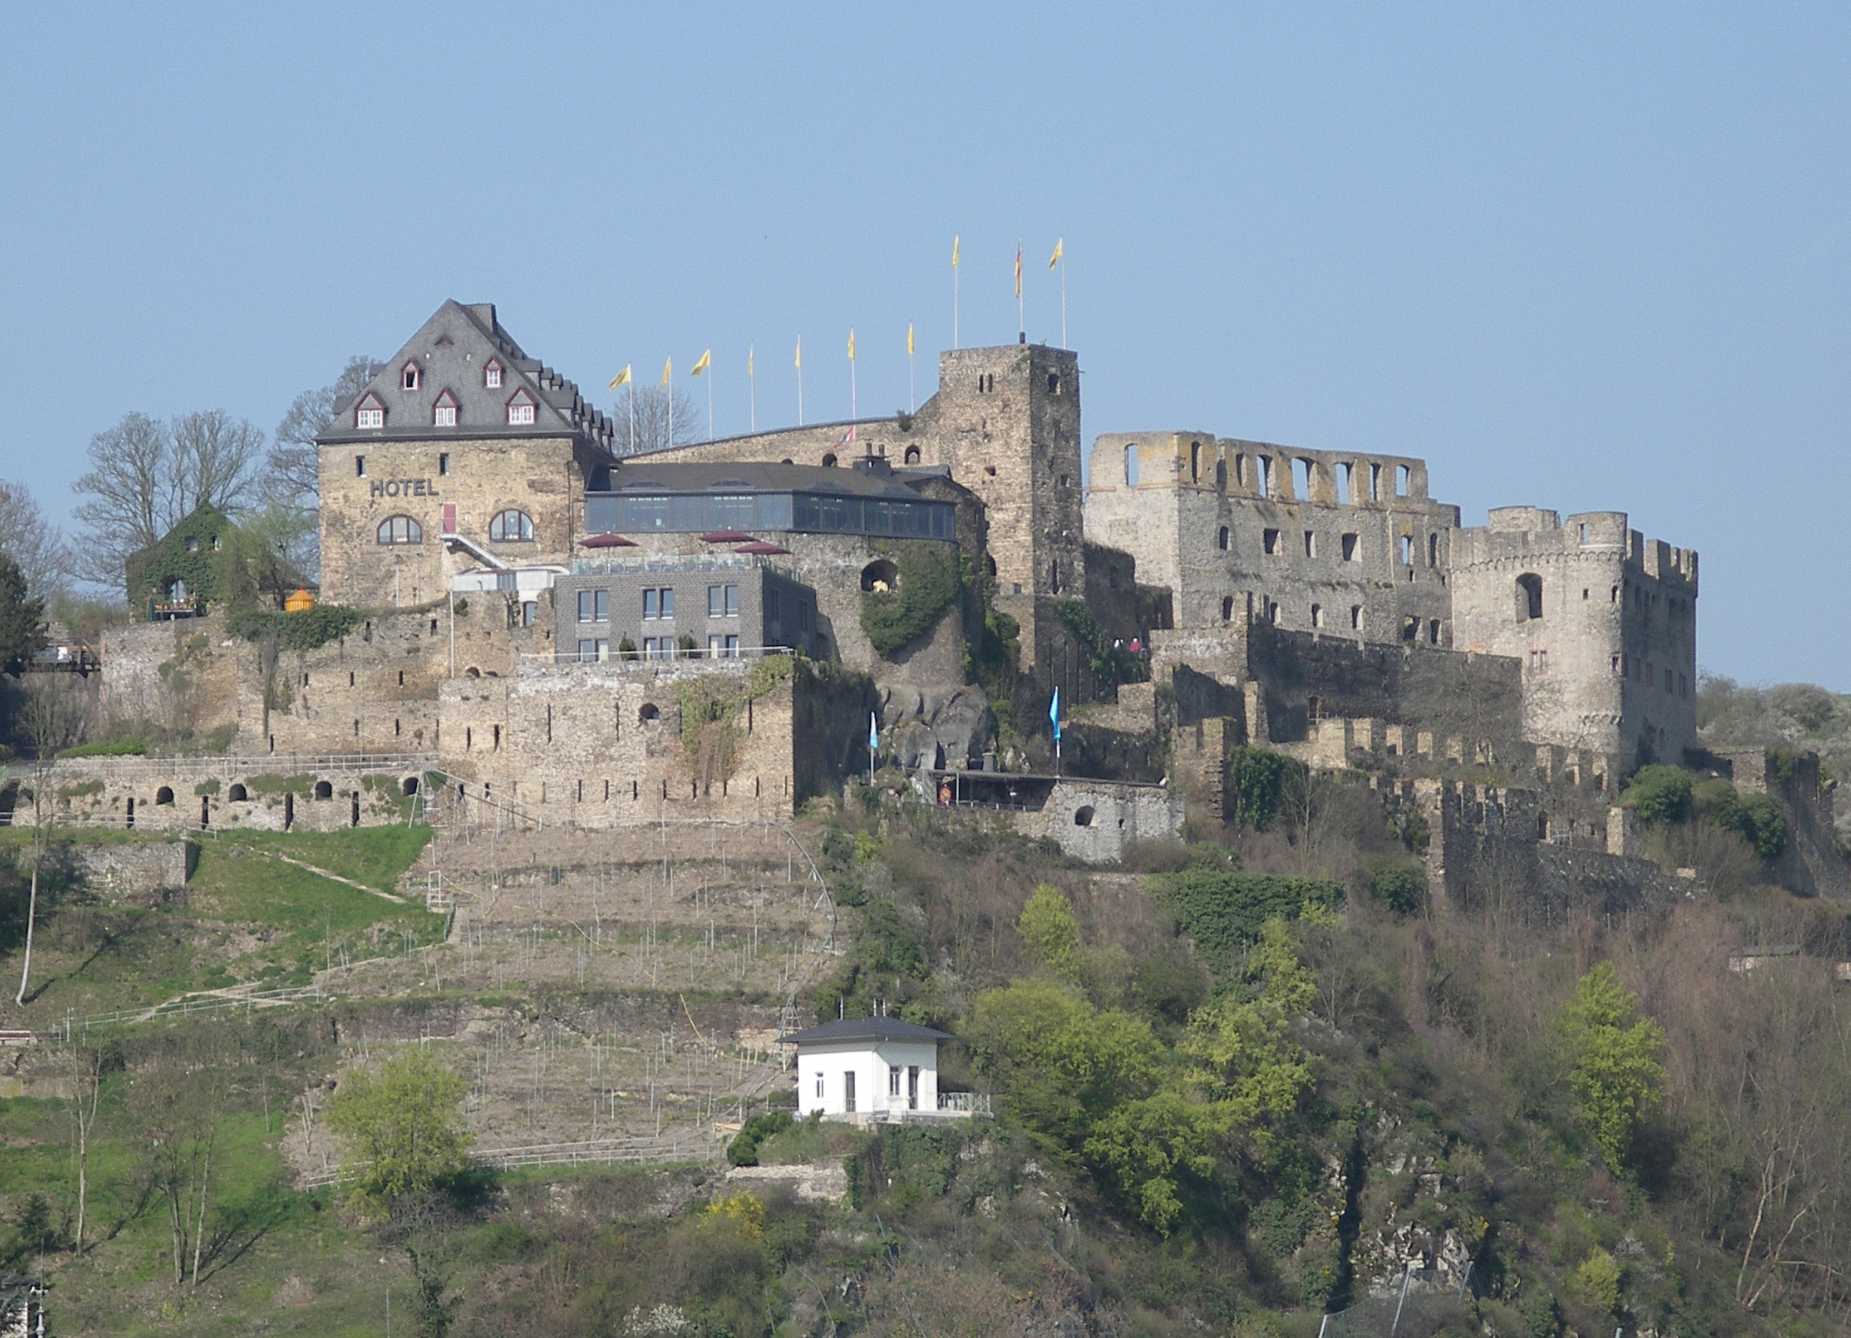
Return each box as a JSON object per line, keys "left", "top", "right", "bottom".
{"left": 0, "top": 826, "right": 439, "bottom": 1022}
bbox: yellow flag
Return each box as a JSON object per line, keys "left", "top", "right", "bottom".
{"left": 746, "top": 346, "right": 754, "bottom": 378}
{"left": 951, "top": 233, "right": 960, "bottom": 269}
{"left": 1013, "top": 245, "right": 1023, "bottom": 298}
{"left": 1048, "top": 238, "right": 1063, "bottom": 269}
{"left": 608, "top": 364, "right": 632, "bottom": 390}
{"left": 661, "top": 356, "right": 672, "bottom": 386}
{"left": 691, "top": 348, "right": 712, "bottom": 376}
{"left": 847, "top": 328, "right": 856, "bottom": 361}
{"left": 794, "top": 336, "right": 802, "bottom": 370}
{"left": 907, "top": 322, "right": 915, "bottom": 356}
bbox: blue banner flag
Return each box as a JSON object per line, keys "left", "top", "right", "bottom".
{"left": 869, "top": 712, "right": 879, "bottom": 751}
{"left": 1049, "top": 687, "right": 1061, "bottom": 742}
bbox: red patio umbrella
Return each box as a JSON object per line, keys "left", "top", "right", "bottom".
{"left": 578, "top": 533, "right": 638, "bottom": 548}
{"left": 700, "top": 530, "right": 754, "bottom": 543}
{"left": 735, "top": 541, "right": 791, "bottom": 556}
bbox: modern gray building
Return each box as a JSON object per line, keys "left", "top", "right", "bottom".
{"left": 555, "top": 557, "right": 818, "bottom": 662}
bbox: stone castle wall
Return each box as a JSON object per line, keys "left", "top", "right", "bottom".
{"left": 437, "top": 656, "right": 875, "bottom": 826}
{"left": 1086, "top": 432, "right": 1459, "bottom": 641}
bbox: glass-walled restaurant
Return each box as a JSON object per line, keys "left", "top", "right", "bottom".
{"left": 583, "top": 488, "right": 955, "bottom": 542}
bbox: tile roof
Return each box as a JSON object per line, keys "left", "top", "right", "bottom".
{"left": 780, "top": 1016, "right": 952, "bottom": 1046}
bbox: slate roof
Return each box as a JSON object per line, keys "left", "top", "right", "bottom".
{"left": 318, "top": 300, "right": 615, "bottom": 451}
{"left": 597, "top": 459, "right": 940, "bottom": 501}
{"left": 780, "top": 1017, "right": 952, "bottom": 1046}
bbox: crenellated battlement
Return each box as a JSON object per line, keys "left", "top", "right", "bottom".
{"left": 1456, "top": 509, "right": 1698, "bottom": 593}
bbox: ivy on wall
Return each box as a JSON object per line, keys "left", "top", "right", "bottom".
{"left": 229, "top": 605, "right": 365, "bottom": 652}
{"left": 860, "top": 544, "right": 960, "bottom": 657}
{"left": 124, "top": 505, "right": 232, "bottom": 609}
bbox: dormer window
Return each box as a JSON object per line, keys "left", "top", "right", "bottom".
{"left": 507, "top": 391, "right": 536, "bottom": 426}
{"left": 355, "top": 394, "right": 384, "bottom": 430}
{"left": 433, "top": 390, "right": 458, "bottom": 428}
{"left": 401, "top": 361, "right": 421, "bottom": 391}
{"left": 484, "top": 360, "right": 503, "bottom": 389}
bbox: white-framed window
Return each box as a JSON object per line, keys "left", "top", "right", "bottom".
{"left": 815, "top": 1072, "right": 824, "bottom": 1099}
{"left": 507, "top": 392, "right": 535, "bottom": 426}
{"left": 401, "top": 361, "right": 420, "bottom": 391}
{"left": 488, "top": 509, "right": 534, "bottom": 542}
{"left": 889, "top": 1065, "right": 902, "bottom": 1097}
{"left": 356, "top": 404, "right": 384, "bottom": 430}
{"left": 484, "top": 360, "right": 502, "bottom": 388}
{"left": 433, "top": 392, "right": 457, "bottom": 427}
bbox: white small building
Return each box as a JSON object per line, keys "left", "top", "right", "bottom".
{"left": 783, "top": 1017, "right": 987, "bottom": 1123}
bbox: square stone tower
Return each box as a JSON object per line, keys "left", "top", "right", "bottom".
{"left": 929, "top": 343, "right": 1083, "bottom": 669}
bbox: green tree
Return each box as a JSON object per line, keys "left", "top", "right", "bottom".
{"left": 1082, "top": 1087, "right": 1217, "bottom": 1234}
{"left": 1556, "top": 964, "right": 1665, "bottom": 1175}
{"left": 1621, "top": 765, "right": 1694, "bottom": 824}
{"left": 326, "top": 1049, "right": 473, "bottom": 1214}
{"left": 1018, "top": 884, "right": 1081, "bottom": 982}
{"left": 1179, "top": 919, "right": 1317, "bottom": 1148}
{"left": 0, "top": 552, "right": 45, "bottom": 676}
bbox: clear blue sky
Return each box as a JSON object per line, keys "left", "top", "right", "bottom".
{"left": 3, "top": 3, "right": 1845, "bottom": 684}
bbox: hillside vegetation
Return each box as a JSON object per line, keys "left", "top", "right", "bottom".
{"left": 0, "top": 769, "right": 1847, "bottom": 1334}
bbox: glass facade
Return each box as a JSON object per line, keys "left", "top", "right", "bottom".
{"left": 584, "top": 489, "right": 954, "bottom": 541}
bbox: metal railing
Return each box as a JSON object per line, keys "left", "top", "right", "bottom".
{"left": 11, "top": 751, "right": 436, "bottom": 780}
{"left": 520, "top": 645, "right": 796, "bottom": 667}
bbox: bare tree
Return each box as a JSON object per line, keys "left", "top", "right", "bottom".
{"left": 13, "top": 676, "right": 89, "bottom": 1005}
{"left": 269, "top": 354, "right": 382, "bottom": 507}
{"left": 70, "top": 410, "right": 266, "bottom": 589}
{"left": 136, "top": 1030, "right": 229, "bottom": 1289}
{"left": 610, "top": 385, "right": 703, "bottom": 455}
{"left": 63, "top": 1043, "right": 106, "bottom": 1252}
{"left": 0, "top": 480, "right": 69, "bottom": 605}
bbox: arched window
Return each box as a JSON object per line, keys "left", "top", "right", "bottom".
{"left": 401, "top": 361, "right": 421, "bottom": 391}
{"left": 639, "top": 702, "right": 661, "bottom": 723}
{"left": 484, "top": 359, "right": 503, "bottom": 388}
{"left": 227, "top": 783, "right": 249, "bottom": 802}
{"left": 821, "top": 453, "right": 838, "bottom": 468}
{"left": 1221, "top": 596, "right": 1234, "bottom": 623}
{"left": 401, "top": 776, "right": 420, "bottom": 796}
{"left": 313, "top": 780, "right": 333, "bottom": 800}
{"left": 903, "top": 445, "right": 921, "bottom": 464}
{"left": 1216, "top": 526, "right": 1230, "bottom": 552}
{"left": 489, "top": 509, "right": 534, "bottom": 542}
{"left": 1516, "top": 573, "right": 1544, "bottom": 622}
{"left": 1073, "top": 805, "right": 1095, "bottom": 828}
{"left": 432, "top": 390, "right": 458, "bottom": 427}
{"left": 860, "top": 559, "right": 898, "bottom": 593}
{"left": 1190, "top": 441, "right": 1200, "bottom": 484}
{"left": 1123, "top": 443, "right": 1139, "bottom": 486}
{"left": 155, "top": 785, "right": 175, "bottom": 806}
{"left": 1215, "top": 459, "right": 1227, "bottom": 492}
{"left": 377, "top": 515, "right": 422, "bottom": 544}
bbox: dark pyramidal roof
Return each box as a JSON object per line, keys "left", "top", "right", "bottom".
{"left": 318, "top": 300, "right": 614, "bottom": 451}
{"left": 780, "top": 1016, "right": 952, "bottom": 1046}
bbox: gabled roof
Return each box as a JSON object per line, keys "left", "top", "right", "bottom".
{"left": 318, "top": 300, "right": 614, "bottom": 451}
{"left": 781, "top": 1016, "right": 952, "bottom": 1046}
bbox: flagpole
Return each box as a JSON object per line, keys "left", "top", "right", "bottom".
{"left": 849, "top": 329, "right": 857, "bottom": 427}
{"left": 1060, "top": 258, "right": 1068, "bottom": 349}
{"left": 908, "top": 340, "right": 915, "bottom": 414}
{"left": 1017, "top": 239, "right": 1025, "bottom": 342}
{"left": 627, "top": 380, "right": 635, "bottom": 454}
{"left": 748, "top": 346, "right": 756, "bottom": 433}
{"left": 953, "top": 264, "right": 960, "bottom": 348}
{"left": 706, "top": 368, "right": 714, "bottom": 442}
{"left": 796, "top": 338, "right": 804, "bottom": 425}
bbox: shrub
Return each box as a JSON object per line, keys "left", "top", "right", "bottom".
{"left": 1621, "top": 765, "right": 1693, "bottom": 824}
{"left": 1366, "top": 858, "right": 1426, "bottom": 914}
{"left": 1226, "top": 747, "right": 1302, "bottom": 830}
{"left": 1569, "top": 1247, "right": 1622, "bottom": 1315}
{"left": 59, "top": 737, "right": 147, "bottom": 758}
{"left": 1150, "top": 867, "right": 1343, "bottom": 978}
{"left": 726, "top": 1111, "right": 794, "bottom": 1167}
{"left": 229, "top": 603, "right": 365, "bottom": 651}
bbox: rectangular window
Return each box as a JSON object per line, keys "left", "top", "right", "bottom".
{"left": 355, "top": 454, "right": 367, "bottom": 477}
{"left": 889, "top": 1065, "right": 902, "bottom": 1098}
{"left": 1303, "top": 530, "right": 1316, "bottom": 558}
{"left": 486, "top": 364, "right": 502, "bottom": 388}
{"left": 724, "top": 584, "right": 739, "bottom": 616}
{"left": 1398, "top": 535, "right": 1413, "bottom": 565}
{"left": 577, "top": 639, "right": 596, "bottom": 662}
{"left": 508, "top": 401, "right": 535, "bottom": 426}
{"left": 724, "top": 635, "right": 739, "bottom": 657}
{"left": 439, "top": 452, "right": 450, "bottom": 474}
{"left": 1341, "top": 533, "right": 1359, "bottom": 562}
{"left": 815, "top": 1073, "right": 824, "bottom": 1099}
{"left": 643, "top": 588, "right": 658, "bottom": 619}
{"left": 434, "top": 405, "right": 456, "bottom": 427}
{"left": 578, "top": 590, "right": 595, "bottom": 623}
{"left": 1349, "top": 605, "right": 1363, "bottom": 630}
{"left": 660, "top": 587, "right": 674, "bottom": 619}
{"left": 844, "top": 1071, "right": 856, "bottom": 1113}
{"left": 357, "top": 408, "right": 382, "bottom": 429}
{"left": 708, "top": 584, "right": 724, "bottom": 617}
{"left": 708, "top": 634, "right": 725, "bottom": 658}
{"left": 1263, "top": 528, "right": 1282, "bottom": 556}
